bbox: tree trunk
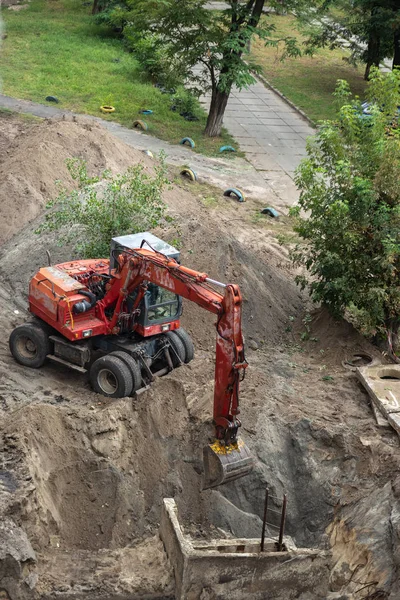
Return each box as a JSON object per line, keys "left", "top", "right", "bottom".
{"left": 364, "top": 30, "right": 381, "bottom": 80}
{"left": 394, "top": 30, "right": 400, "bottom": 70}
{"left": 204, "top": 87, "right": 230, "bottom": 137}
{"left": 385, "top": 317, "right": 400, "bottom": 363}
{"left": 92, "top": 0, "right": 100, "bottom": 15}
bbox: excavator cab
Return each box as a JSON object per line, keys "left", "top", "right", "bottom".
{"left": 111, "top": 233, "right": 183, "bottom": 335}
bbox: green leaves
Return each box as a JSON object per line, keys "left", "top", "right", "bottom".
{"left": 292, "top": 69, "right": 400, "bottom": 336}
{"left": 37, "top": 155, "right": 169, "bottom": 259}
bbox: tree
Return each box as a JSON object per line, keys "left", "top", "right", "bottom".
{"left": 37, "top": 156, "right": 169, "bottom": 258}
{"left": 291, "top": 69, "right": 400, "bottom": 357}
{"left": 303, "top": 0, "right": 400, "bottom": 80}
{"left": 100, "top": 0, "right": 304, "bottom": 137}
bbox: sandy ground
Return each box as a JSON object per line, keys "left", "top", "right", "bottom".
{"left": 0, "top": 111, "right": 399, "bottom": 599}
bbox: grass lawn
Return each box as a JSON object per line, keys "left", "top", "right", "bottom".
{"left": 249, "top": 14, "right": 368, "bottom": 122}
{"left": 0, "top": 0, "right": 237, "bottom": 156}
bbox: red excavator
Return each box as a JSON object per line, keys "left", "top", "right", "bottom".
{"left": 9, "top": 233, "right": 253, "bottom": 488}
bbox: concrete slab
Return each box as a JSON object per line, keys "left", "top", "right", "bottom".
{"left": 274, "top": 132, "right": 305, "bottom": 140}
{"left": 292, "top": 126, "right": 315, "bottom": 134}
{"left": 389, "top": 413, "right": 400, "bottom": 436}
{"left": 371, "top": 401, "right": 391, "bottom": 427}
{"left": 259, "top": 118, "right": 287, "bottom": 125}
{"left": 357, "top": 364, "right": 400, "bottom": 438}
{"left": 159, "top": 498, "right": 330, "bottom": 600}
{"left": 235, "top": 117, "right": 263, "bottom": 125}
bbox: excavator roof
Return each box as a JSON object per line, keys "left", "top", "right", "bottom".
{"left": 110, "top": 232, "right": 180, "bottom": 271}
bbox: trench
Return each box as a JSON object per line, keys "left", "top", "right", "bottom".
{"left": 5, "top": 362, "right": 398, "bottom": 599}
{"left": 0, "top": 368, "right": 375, "bottom": 598}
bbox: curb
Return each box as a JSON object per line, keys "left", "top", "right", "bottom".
{"left": 252, "top": 70, "right": 317, "bottom": 129}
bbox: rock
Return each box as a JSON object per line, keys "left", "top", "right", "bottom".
{"left": 0, "top": 519, "right": 36, "bottom": 564}
{"left": 329, "top": 558, "right": 352, "bottom": 591}
{"left": 248, "top": 339, "right": 259, "bottom": 351}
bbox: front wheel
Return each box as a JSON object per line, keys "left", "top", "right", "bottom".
{"left": 109, "top": 351, "right": 142, "bottom": 393}
{"left": 89, "top": 355, "right": 133, "bottom": 398}
{"left": 174, "top": 328, "right": 194, "bottom": 363}
{"left": 9, "top": 322, "right": 51, "bottom": 368}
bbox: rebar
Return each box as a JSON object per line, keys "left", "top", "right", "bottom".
{"left": 260, "top": 487, "right": 269, "bottom": 552}
{"left": 278, "top": 493, "right": 287, "bottom": 551}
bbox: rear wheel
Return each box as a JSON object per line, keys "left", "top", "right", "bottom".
{"left": 9, "top": 322, "right": 51, "bottom": 368}
{"left": 109, "top": 351, "right": 142, "bottom": 392}
{"left": 164, "top": 331, "right": 186, "bottom": 367}
{"left": 89, "top": 355, "right": 133, "bottom": 398}
{"left": 174, "top": 328, "right": 194, "bottom": 363}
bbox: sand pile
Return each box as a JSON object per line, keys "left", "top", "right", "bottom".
{"left": 0, "top": 113, "right": 153, "bottom": 245}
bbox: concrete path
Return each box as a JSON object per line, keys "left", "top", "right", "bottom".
{"left": 197, "top": 74, "right": 315, "bottom": 208}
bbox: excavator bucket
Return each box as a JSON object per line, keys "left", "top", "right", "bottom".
{"left": 202, "top": 438, "right": 254, "bottom": 489}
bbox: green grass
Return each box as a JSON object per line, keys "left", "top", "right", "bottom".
{"left": 250, "top": 14, "right": 367, "bottom": 122}
{"left": 0, "top": 0, "right": 237, "bottom": 156}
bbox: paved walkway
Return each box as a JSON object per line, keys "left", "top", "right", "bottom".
{"left": 196, "top": 73, "right": 315, "bottom": 208}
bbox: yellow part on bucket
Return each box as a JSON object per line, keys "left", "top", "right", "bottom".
{"left": 209, "top": 439, "right": 244, "bottom": 455}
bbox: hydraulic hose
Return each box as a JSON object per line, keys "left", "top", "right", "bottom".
{"left": 72, "top": 290, "right": 97, "bottom": 314}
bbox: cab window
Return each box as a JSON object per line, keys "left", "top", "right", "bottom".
{"left": 147, "top": 286, "right": 180, "bottom": 321}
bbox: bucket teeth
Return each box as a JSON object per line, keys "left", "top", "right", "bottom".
{"left": 202, "top": 438, "right": 254, "bottom": 489}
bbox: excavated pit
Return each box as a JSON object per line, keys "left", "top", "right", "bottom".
{"left": 0, "top": 114, "right": 399, "bottom": 599}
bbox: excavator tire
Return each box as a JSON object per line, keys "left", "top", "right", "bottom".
{"left": 174, "top": 328, "right": 194, "bottom": 363}
{"left": 90, "top": 355, "right": 133, "bottom": 398}
{"left": 9, "top": 322, "right": 51, "bottom": 368}
{"left": 164, "top": 331, "right": 186, "bottom": 367}
{"left": 109, "top": 351, "right": 142, "bottom": 393}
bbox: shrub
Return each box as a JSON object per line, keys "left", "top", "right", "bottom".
{"left": 291, "top": 68, "right": 400, "bottom": 353}
{"left": 172, "top": 87, "right": 200, "bottom": 118}
{"left": 124, "top": 31, "right": 184, "bottom": 89}
{"left": 37, "top": 154, "right": 169, "bottom": 258}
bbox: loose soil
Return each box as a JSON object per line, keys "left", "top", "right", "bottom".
{"left": 0, "top": 112, "right": 399, "bottom": 599}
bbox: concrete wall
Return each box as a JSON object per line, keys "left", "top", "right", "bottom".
{"left": 160, "top": 498, "right": 331, "bottom": 600}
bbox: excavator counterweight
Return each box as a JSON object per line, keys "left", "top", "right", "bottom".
{"left": 9, "top": 232, "right": 254, "bottom": 488}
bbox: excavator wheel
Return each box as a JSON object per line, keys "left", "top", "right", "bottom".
{"left": 164, "top": 331, "right": 186, "bottom": 367}
{"left": 9, "top": 322, "right": 51, "bottom": 368}
{"left": 109, "top": 351, "right": 142, "bottom": 393}
{"left": 174, "top": 328, "right": 194, "bottom": 363}
{"left": 89, "top": 355, "right": 133, "bottom": 398}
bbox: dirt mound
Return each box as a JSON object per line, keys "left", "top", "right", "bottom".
{"left": 0, "top": 113, "right": 153, "bottom": 245}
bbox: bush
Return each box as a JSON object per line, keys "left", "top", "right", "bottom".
{"left": 171, "top": 87, "right": 200, "bottom": 119}
{"left": 291, "top": 68, "right": 400, "bottom": 351}
{"left": 37, "top": 154, "right": 169, "bottom": 258}
{"left": 124, "top": 31, "right": 184, "bottom": 89}
{"left": 93, "top": 0, "right": 127, "bottom": 30}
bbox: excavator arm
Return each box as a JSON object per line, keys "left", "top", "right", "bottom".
{"left": 99, "top": 248, "right": 254, "bottom": 488}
